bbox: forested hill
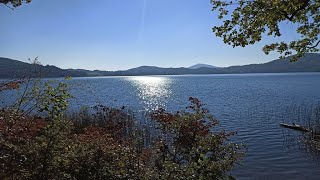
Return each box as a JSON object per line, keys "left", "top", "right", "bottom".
{"left": 1, "top": 53, "right": 320, "bottom": 78}
{"left": 0, "top": 58, "right": 87, "bottom": 78}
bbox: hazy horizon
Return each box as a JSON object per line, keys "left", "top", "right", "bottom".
{"left": 1, "top": 0, "right": 300, "bottom": 71}
{"left": 1, "top": 55, "right": 293, "bottom": 72}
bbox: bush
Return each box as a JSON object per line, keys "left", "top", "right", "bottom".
{"left": 149, "top": 97, "right": 244, "bottom": 179}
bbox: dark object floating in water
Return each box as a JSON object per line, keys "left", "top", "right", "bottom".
{"left": 280, "top": 123, "right": 310, "bottom": 132}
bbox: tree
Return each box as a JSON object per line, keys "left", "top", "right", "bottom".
{"left": 0, "top": 0, "right": 31, "bottom": 9}
{"left": 211, "top": 0, "right": 320, "bottom": 61}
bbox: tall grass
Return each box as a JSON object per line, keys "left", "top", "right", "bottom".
{"left": 282, "top": 103, "right": 320, "bottom": 152}
{"left": 67, "top": 105, "right": 157, "bottom": 148}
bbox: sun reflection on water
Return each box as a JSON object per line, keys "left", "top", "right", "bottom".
{"left": 128, "top": 76, "right": 172, "bottom": 111}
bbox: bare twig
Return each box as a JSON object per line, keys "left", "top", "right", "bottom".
{"left": 307, "top": 39, "right": 320, "bottom": 49}
{"left": 1, "top": 3, "right": 14, "bottom": 11}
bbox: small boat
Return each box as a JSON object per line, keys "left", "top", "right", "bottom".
{"left": 280, "top": 123, "right": 309, "bottom": 132}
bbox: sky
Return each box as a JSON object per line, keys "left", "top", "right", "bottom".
{"left": 0, "top": 0, "right": 300, "bottom": 71}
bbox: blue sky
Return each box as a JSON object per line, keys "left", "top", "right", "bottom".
{"left": 0, "top": 0, "right": 298, "bottom": 70}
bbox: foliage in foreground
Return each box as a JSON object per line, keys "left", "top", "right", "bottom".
{"left": 211, "top": 0, "right": 320, "bottom": 61}
{"left": 0, "top": 79, "right": 244, "bottom": 179}
{"left": 0, "top": 0, "right": 31, "bottom": 8}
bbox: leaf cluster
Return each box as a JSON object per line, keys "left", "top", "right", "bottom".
{"left": 150, "top": 97, "right": 245, "bottom": 179}
{"left": 0, "top": 0, "right": 31, "bottom": 9}
{"left": 211, "top": 0, "right": 320, "bottom": 61}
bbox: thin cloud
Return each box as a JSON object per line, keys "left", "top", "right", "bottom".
{"left": 138, "top": 0, "right": 147, "bottom": 43}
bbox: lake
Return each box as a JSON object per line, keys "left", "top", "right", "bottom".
{"left": 2, "top": 73, "right": 320, "bottom": 179}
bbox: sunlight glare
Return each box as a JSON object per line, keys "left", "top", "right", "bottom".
{"left": 128, "top": 76, "right": 172, "bottom": 111}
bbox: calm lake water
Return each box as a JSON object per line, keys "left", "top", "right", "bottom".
{"left": 2, "top": 73, "right": 320, "bottom": 179}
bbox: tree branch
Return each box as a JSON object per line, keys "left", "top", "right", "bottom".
{"left": 1, "top": 3, "right": 14, "bottom": 10}
{"left": 307, "top": 39, "right": 320, "bottom": 49}
{"left": 284, "top": 0, "right": 310, "bottom": 21}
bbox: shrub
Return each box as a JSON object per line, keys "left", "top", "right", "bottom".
{"left": 149, "top": 97, "right": 244, "bottom": 179}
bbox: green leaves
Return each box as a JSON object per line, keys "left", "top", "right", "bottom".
{"left": 211, "top": 0, "right": 320, "bottom": 61}
{"left": 39, "top": 80, "right": 72, "bottom": 119}
{"left": 151, "top": 97, "right": 245, "bottom": 179}
{"left": 0, "top": 0, "right": 31, "bottom": 8}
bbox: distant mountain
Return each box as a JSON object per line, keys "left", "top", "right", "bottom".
{"left": 116, "top": 53, "right": 320, "bottom": 75}
{"left": 118, "top": 66, "right": 192, "bottom": 76}
{"left": 67, "top": 68, "right": 113, "bottom": 76}
{"left": 219, "top": 53, "right": 320, "bottom": 74}
{"left": 188, "top": 64, "right": 219, "bottom": 69}
{"left": 0, "top": 57, "right": 88, "bottom": 78}
{"left": 1, "top": 53, "right": 320, "bottom": 78}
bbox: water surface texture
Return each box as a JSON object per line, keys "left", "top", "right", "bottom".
{"left": 69, "top": 73, "right": 320, "bottom": 179}
{"left": 5, "top": 73, "right": 320, "bottom": 179}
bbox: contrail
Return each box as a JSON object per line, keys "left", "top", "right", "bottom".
{"left": 138, "top": 0, "right": 147, "bottom": 43}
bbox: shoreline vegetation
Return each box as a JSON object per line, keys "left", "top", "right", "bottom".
{"left": 0, "top": 75, "right": 245, "bottom": 179}
{"left": 281, "top": 104, "right": 320, "bottom": 152}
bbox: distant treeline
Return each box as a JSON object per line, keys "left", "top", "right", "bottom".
{"left": 1, "top": 53, "right": 320, "bottom": 78}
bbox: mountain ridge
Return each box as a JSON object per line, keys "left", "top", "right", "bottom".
{"left": 189, "top": 64, "right": 220, "bottom": 69}
{"left": 1, "top": 53, "right": 320, "bottom": 78}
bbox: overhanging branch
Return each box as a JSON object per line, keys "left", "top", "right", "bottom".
{"left": 307, "top": 39, "right": 320, "bottom": 49}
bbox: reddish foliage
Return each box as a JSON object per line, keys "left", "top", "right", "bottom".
{"left": 0, "top": 80, "right": 24, "bottom": 92}
{"left": 0, "top": 115, "right": 46, "bottom": 142}
{"left": 0, "top": 97, "right": 244, "bottom": 179}
{"left": 151, "top": 108, "right": 176, "bottom": 124}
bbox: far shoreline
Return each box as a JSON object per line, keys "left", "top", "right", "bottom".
{"left": 1, "top": 72, "right": 320, "bottom": 80}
